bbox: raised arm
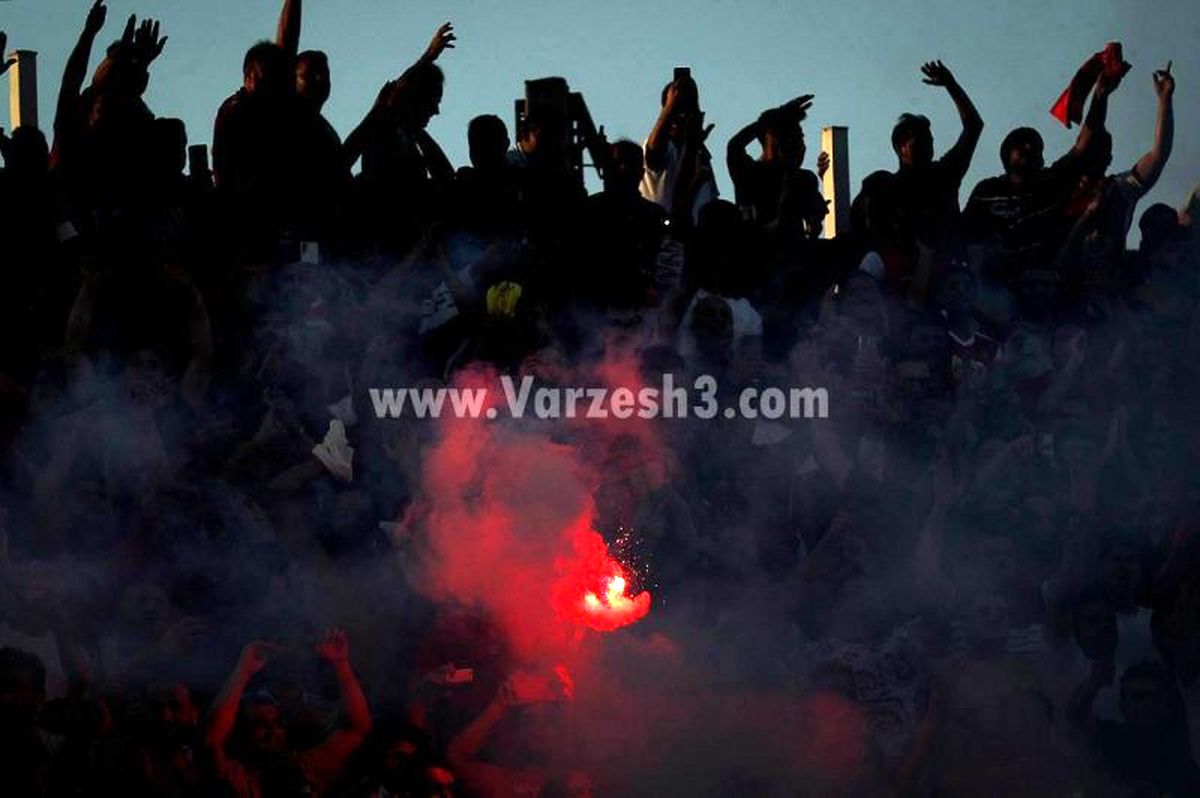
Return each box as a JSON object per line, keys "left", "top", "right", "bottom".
{"left": 726, "top": 118, "right": 761, "bottom": 186}
{"left": 344, "top": 23, "right": 455, "bottom": 168}
{"left": 379, "top": 22, "right": 455, "bottom": 111}
{"left": 298, "top": 629, "right": 372, "bottom": 794}
{"left": 1065, "top": 74, "right": 1117, "bottom": 163}
{"left": 203, "top": 642, "right": 272, "bottom": 760}
{"left": 727, "top": 95, "right": 813, "bottom": 186}
{"left": 446, "top": 676, "right": 516, "bottom": 768}
{"left": 1131, "top": 64, "right": 1175, "bottom": 191}
{"left": 922, "top": 61, "right": 983, "bottom": 179}
{"left": 55, "top": 2, "right": 108, "bottom": 134}
{"left": 276, "top": 0, "right": 302, "bottom": 59}
{"left": 645, "top": 82, "right": 685, "bottom": 174}
{"left": 0, "top": 31, "right": 16, "bottom": 76}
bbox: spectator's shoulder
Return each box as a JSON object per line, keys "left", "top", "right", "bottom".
{"left": 216, "top": 90, "right": 249, "bottom": 121}
{"left": 792, "top": 166, "right": 816, "bottom": 186}
{"left": 966, "top": 174, "right": 1011, "bottom": 200}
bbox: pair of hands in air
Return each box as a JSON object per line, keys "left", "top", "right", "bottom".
{"left": 237, "top": 627, "right": 352, "bottom": 676}
{"left": 80, "top": 1, "right": 168, "bottom": 64}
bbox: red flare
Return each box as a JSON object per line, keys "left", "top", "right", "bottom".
{"left": 554, "top": 523, "right": 651, "bottom": 632}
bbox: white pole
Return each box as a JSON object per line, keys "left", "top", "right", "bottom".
{"left": 821, "top": 126, "right": 849, "bottom": 239}
{"left": 8, "top": 49, "right": 39, "bottom": 132}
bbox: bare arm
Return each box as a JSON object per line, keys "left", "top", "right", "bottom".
{"left": 276, "top": 0, "right": 302, "bottom": 58}
{"left": 55, "top": 2, "right": 107, "bottom": 136}
{"left": 203, "top": 642, "right": 272, "bottom": 758}
{"left": 345, "top": 23, "right": 455, "bottom": 169}
{"left": 0, "top": 32, "right": 16, "bottom": 76}
{"left": 300, "top": 629, "right": 372, "bottom": 795}
{"left": 726, "top": 118, "right": 762, "bottom": 188}
{"left": 446, "top": 682, "right": 512, "bottom": 768}
{"left": 923, "top": 61, "right": 983, "bottom": 180}
{"left": 378, "top": 22, "right": 456, "bottom": 111}
{"left": 1132, "top": 65, "right": 1175, "bottom": 191}
{"left": 645, "top": 83, "right": 682, "bottom": 174}
{"left": 1065, "top": 76, "right": 1115, "bottom": 163}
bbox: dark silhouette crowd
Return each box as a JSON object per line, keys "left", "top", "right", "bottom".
{"left": 1, "top": 2, "right": 1199, "bottom": 795}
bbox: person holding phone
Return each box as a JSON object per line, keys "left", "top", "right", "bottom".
{"left": 641, "top": 67, "right": 720, "bottom": 228}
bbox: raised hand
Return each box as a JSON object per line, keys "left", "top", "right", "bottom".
{"left": 0, "top": 32, "right": 15, "bottom": 76}
{"left": 424, "top": 22, "right": 456, "bottom": 63}
{"left": 920, "top": 60, "right": 956, "bottom": 88}
{"left": 236, "top": 641, "right": 275, "bottom": 676}
{"left": 781, "top": 94, "right": 815, "bottom": 121}
{"left": 1153, "top": 61, "right": 1175, "bottom": 100}
{"left": 817, "top": 151, "right": 831, "bottom": 179}
{"left": 84, "top": 0, "right": 108, "bottom": 38}
{"left": 133, "top": 18, "right": 168, "bottom": 64}
{"left": 314, "top": 627, "right": 350, "bottom": 664}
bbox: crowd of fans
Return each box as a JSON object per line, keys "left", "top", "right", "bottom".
{"left": 2, "top": 1, "right": 1199, "bottom": 795}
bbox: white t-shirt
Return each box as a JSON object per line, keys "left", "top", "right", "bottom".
{"left": 640, "top": 138, "right": 719, "bottom": 225}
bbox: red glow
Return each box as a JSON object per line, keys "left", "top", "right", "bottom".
{"left": 554, "top": 523, "right": 651, "bottom": 632}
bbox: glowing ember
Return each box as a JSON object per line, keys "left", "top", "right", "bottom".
{"left": 578, "top": 572, "right": 651, "bottom": 631}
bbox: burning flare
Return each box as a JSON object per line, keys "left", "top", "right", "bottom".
{"left": 554, "top": 522, "right": 651, "bottom": 632}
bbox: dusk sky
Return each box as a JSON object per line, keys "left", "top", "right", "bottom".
{"left": 3, "top": 1, "right": 1197, "bottom": 229}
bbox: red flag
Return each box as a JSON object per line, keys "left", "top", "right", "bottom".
{"left": 1050, "top": 42, "right": 1131, "bottom": 128}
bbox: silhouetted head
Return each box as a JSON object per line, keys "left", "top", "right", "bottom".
{"left": 468, "top": 114, "right": 510, "bottom": 171}
{"left": 399, "top": 63, "right": 444, "bottom": 130}
{"left": 892, "top": 113, "right": 933, "bottom": 169}
{"left": 603, "top": 139, "right": 645, "bottom": 196}
{"left": 1138, "top": 203, "right": 1182, "bottom": 255}
{"left": 759, "top": 107, "right": 806, "bottom": 167}
{"left": 150, "top": 117, "right": 188, "bottom": 179}
{"left": 103, "top": 40, "right": 151, "bottom": 97}
{"left": 519, "top": 105, "right": 568, "bottom": 163}
{"left": 0, "top": 126, "right": 49, "bottom": 182}
{"left": 1000, "top": 127, "right": 1044, "bottom": 179}
{"left": 243, "top": 41, "right": 289, "bottom": 98}
{"left": 295, "top": 50, "right": 331, "bottom": 111}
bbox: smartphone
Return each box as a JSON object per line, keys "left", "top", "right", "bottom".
{"left": 673, "top": 66, "right": 691, "bottom": 82}
{"left": 188, "top": 144, "right": 209, "bottom": 176}
{"left": 446, "top": 668, "right": 474, "bottom": 685}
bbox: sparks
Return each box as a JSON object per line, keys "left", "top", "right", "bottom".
{"left": 554, "top": 524, "right": 651, "bottom": 632}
